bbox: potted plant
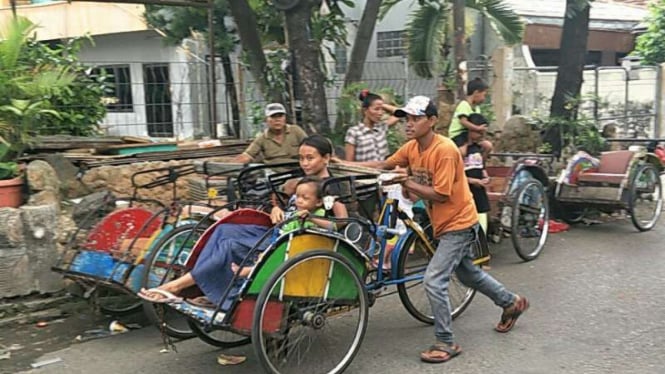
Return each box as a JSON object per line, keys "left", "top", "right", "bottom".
{"left": 0, "top": 16, "right": 74, "bottom": 207}
{"left": 0, "top": 140, "right": 22, "bottom": 207}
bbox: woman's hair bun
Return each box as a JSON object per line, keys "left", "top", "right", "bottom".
{"left": 358, "top": 89, "right": 370, "bottom": 102}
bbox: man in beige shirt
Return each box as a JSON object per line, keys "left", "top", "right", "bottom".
{"left": 234, "top": 103, "right": 307, "bottom": 164}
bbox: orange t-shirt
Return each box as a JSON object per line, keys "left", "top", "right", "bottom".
{"left": 387, "top": 134, "right": 478, "bottom": 237}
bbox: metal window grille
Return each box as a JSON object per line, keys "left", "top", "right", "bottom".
{"left": 334, "top": 43, "right": 348, "bottom": 75}
{"left": 376, "top": 30, "right": 407, "bottom": 58}
{"left": 91, "top": 65, "right": 133, "bottom": 112}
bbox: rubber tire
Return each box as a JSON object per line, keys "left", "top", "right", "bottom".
{"left": 141, "top": 224, "right": 200, "bottom": 339}
{"left": 252, "top": 250, "right": 369, "bottom": 374}
{"left": 629, "top": 164, "right": 663, "bottom": 232}
{"left": 510, "top": 179, "right": 549, "bottom": 261}
{"left": 397, "top": 224, "right": 478, "bottom": 323}
{"left": 187, "top": 319, "right": 251, "bottom": 348}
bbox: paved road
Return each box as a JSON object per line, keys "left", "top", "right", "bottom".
{"left": 12, "top": 218, "right": 665, "bottom": 374}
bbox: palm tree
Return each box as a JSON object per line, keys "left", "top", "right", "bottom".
{"left": 382, "top": 0, "right": 524, "bottom": 79}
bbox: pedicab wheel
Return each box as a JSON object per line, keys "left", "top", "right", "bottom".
{"left": 252, "top": 250, "right": 369, "bottom": 374}
{"left": 396, "top": 229, "right": 434, "bottom": 324}
{"left": 141, "top": 224, "right": 201, "bottom": 339}
{"left": 187, "top": 320, "right": 251, "bottom": 348}
{"left": 628, "top": 164, "right": 663, "bottom": 232}
{"left": 560, "top": 206, "right": 586, "bottom": 224}
{"left": 510, "top": 179, "right": 549, "bottom": 261}
{"left": 397, "top": 224, "right": 477, "bottom": 323}
{"left": 95, "top": 288, "right": 142, "bottom": 316}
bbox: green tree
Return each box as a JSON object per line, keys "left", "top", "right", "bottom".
{"left": 380, "top": 0, "right": 524, "bottom": 80}
{"left": 633, "top": 0, "right": 665, "bottom": 65}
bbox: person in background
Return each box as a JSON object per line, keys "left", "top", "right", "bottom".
{"left": 344, "top": 90, "right": 400, "bottom": 162}
{"left": 337, "top": 95, "right": 529, "bottom": 364}
{"left": 458, "top": 113, "right": 491, "bottom": 236}
{"left": 234, "top": 103, "right": 307, "bottom": 164}
{"left": 448, "top": 78, "right": 493, "bottom": 159}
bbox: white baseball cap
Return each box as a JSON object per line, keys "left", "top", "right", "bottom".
{"left": 394, "top": 96, "right": 438, "bottom": 117}
{"left": 265, "top": 103, "right": 287, "bottom": 117}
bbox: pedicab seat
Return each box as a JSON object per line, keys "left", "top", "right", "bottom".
{"left": 576, "top": 150, "right": 633, "bottom": 185}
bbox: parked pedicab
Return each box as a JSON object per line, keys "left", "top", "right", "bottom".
{"left": 413, "top": 152, "right": 551, "bottom": 262}
{"left": 143, "top": 171, "right": 490, "bottom": 374}
{"left": 553, "top": 145, "right": 663, "bottom": 231}
{"left": 52, "top": 163, "right": 273, "bottom": 338}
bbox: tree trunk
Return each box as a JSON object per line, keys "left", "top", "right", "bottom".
{"left": 545, "top": 0, "right": 591, "bottom": 156}
{"left": 220, "top": 54, "right": 241, "bottom": 138}
{"left": 343, "top": 0, "right": 382, "bottom": 87}
{"left": 284, "top": 0, "right": 330, "bottom": 134}
{"left": 453, "top": 0, "right": 466, "bottom": 99}
{"left": 227, "top": 0, "right": 282, "bottom": 103}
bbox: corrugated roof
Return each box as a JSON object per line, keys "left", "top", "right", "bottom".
{"left": 503, "top": 0, "right": 649, "bottom": 22}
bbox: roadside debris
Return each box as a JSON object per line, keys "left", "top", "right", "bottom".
{"left": 109, "top": 321, "right": 129, "bottom": 334}
{"left": 30, "top": 357, "right": 63, "bottom": 368}
{"left": 74, "top": 329, "right": 111, "bottom": 343}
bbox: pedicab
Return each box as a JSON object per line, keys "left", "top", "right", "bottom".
{"left": 146, "top": 172, "right": 490, "bottom": 374}
{"left": 420, "top": 152, "right": 552, "bottom": 262}
{"left": 553, "top": 145, "right": 663, "bottom": 231}
{"left": 52, "top": 163, "right": 267, "bottom": 337}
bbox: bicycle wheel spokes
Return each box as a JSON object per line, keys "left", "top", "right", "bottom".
{"left": 254, "top": 251, "right": 368, "bottom": 374}
{"left": 630, "top": 165, "right": 663, "bottom": 231}
{"left": 396, "top": 234, "right": 433, "bottom": 324}
{"left": 511, "top": 180, "right": 549, "bottom": 261}
{"left": 142, "top": 225, "right": 201, "bottom": 339}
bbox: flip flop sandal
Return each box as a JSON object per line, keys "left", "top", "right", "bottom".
{"left": 137, "top": 288, "right": 183, "bottom": 304}
{"left": 217, "top": 354, "right": 247, "bottom": 366}
{"left": 187, "top": 296, "right": 216, "bottom": 308}
{"left": 495, "top": 296, "right": 530, "bottom": 333}
{"left": 420, "top": 343, "right": 462, "bottom": 364}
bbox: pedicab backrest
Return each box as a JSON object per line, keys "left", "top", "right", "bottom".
{"left": 596, "top": 150, "right": 634, "bottom": 174}
{"left": 183, "top": 208, "right": 273, "bottom": 269}
{"left": 81, "top": 207, "right": 163, "bottom": 254}
{"left": 229, "top": 162, "right": 301, "bottom": 202}
{"left": 576, "top": 150, "right": 634, "bottom": 185}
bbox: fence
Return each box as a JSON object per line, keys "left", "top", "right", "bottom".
{"left": 28, "top": 57, "right": 662, "bottom": 141}
{"left": 511, "top": 65, "right": 661, "bottom": 138}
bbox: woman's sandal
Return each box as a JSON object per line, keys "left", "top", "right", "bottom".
{"left": 187, "top": 296, "right": 216, "bottom": 308}
{"left": 137, "top": 288, "right": 183, "bottom": 304}
{"left": 495, "top": 295, "right": 530, "bottom": 333}
{"left": 420, "top": 343, "right": 462, "bottom": 363}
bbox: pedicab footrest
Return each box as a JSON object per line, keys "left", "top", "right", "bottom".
{"left": 67, "top": 250, "right": 132, "bottom": 282}
{"left": 169, "top": 301, "right": 227, "bottom": 326}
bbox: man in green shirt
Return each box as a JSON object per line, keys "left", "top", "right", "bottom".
{"left": 234, "top": 103, "right": 307, "bottom": 164}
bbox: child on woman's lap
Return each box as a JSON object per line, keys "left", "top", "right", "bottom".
{"left": 232, "top": 176, "right": 329, "bottom": 277}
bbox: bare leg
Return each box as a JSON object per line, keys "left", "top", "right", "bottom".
{"left": 141, "top": 273, "right": 196, "bottom": 300}
{"left": 480, "top": 140, "right": 494, "bottom": 161}
{"left": 231, "top": 263, "right": 253, "bottom": 277}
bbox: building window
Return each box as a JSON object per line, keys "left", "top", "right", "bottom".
{"left": 91, "top": 65, "right": 133, "bottom": 112}
{"left": 334, "top": 43, "right": 347, "bottom": 74}
{"left": 376, "top": 30, "right": 406, "bottom": 58}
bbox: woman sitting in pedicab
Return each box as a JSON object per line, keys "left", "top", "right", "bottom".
{"left": 137, "top": 134, "right": 348, "bottom": 306}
